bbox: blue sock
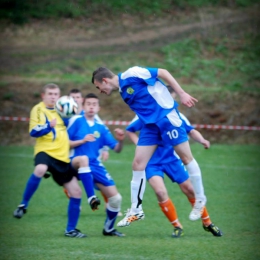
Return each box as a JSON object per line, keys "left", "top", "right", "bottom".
{"left": 78, "top": 172, "right": 95, "bottom": 199}
{"left": 104, "top": 205, "right": 119, "bottom": 232}
{"left": 21, "top": 173, "right": 41, "bottom": 208}
{"left": 66, "top": 197, "right": 81, "bottom": 232}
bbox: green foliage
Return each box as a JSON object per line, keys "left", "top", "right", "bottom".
{"left": 161, "top": 35, "right": 260, "bottom": 91}
{"left": 0, "top": 144, "right": 260, "bottom": 259}
{"left": 0, "top": 0, "right": 259, "bottom": 24}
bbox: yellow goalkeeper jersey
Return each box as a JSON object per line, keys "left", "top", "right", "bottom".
{"left": 29, "top": 101, "right": 70, "bottom": 163}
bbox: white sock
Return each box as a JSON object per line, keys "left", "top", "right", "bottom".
{"left": 185, "top": 159, "right": 206, "bottom": 201}
{"left": 131, "top": 170, "right": 146, "bottom": 213}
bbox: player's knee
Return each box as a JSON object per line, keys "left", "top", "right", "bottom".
{"left": 70, "top": 187, "right": 82, "bottom": 198}
{"left": 79, "top": 155, "right": 89, "bottom": 167}
{"left": 155, "top": 189, "right": 168, "bottom": 201}
{"left": 34, "top": 164, "right": 48, "bottom": 177}
{"left": 108, "top": 193, "right": 122, "bottom": 208}
{"left": 67, "top": 179, "right": 82, "bottom": 198}
{"left": 132, "top": 160, "right": 146, "bottom": 171}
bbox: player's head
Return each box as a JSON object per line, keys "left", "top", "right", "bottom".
{"left": 83, "top": 93, "right": 100, "bottom": 118}
{"left": 69, "top": 88, "right": 83, "bottom": 110}
{"left": 167, "top": 85, "right": 177, "bottom": 99}
{"left": 92, "top": 67, "right": 117, "bottom": 96}
{"left": 41, "top": 83, "right": 60, "bottom": 108}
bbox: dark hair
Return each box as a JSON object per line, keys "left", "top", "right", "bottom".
{"left": 69, "top": 88, "right": 81, "bottom": 94}
{"left": 92, "top": 67, "right": 115, "bottom": 84}
{"left": 84, "top": 93, "right": 99, "bottom": 100}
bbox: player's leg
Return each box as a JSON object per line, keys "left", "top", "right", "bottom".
{"left": 71, "top": 156, "right": 100, "bottom": 210}
{"left": 96, "top": 183, "right": 125, "bottom": 237}
{"left": 148, "top": 175, "right": 183, "bottom": 238}
{"left": 131, "top": 145, "right": 157, "bottom": 214}
{"left": 179, "top": 181, "right": 223, "bottom": 236}
{"left": 92, "top": 165, "right": 125, "bottom": 237}
{"left": 174, "top": 141, "right": 206, "bottom": 220}
{"left": 63, "top": 176, "right": 86, "bottom": 238}
{"left": 13, "top": 152, "right": 48, "bottom": 218}
{"left": 130, "top": 124, "right": 159, "bottom": 214}
{"left": 157, "top": 114, "right": 206, "bottom": 220}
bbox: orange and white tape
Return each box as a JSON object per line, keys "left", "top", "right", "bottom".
{"left": 0, "top": 116, "right": 259, "bottom": 130}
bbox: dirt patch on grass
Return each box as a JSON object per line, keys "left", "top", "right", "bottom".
{"left": 0, "top": 6, "right": 259, "bottom": 145}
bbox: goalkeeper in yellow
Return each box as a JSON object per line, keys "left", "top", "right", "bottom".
{"left": 13, "top": 83, "right": 87, "bottom": 238}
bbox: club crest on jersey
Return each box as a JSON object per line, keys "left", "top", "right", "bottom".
{"left": 127, "top": 87, "right": 134, "bottom": 94}
{"left": 94, "top": 131, "right": 100, "bottom": 138}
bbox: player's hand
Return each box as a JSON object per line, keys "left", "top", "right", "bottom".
{"left": 101, "top": 151, "right": 109, "bottom": 161}
{"left": 179, "top": 92, "right": 198, "bottom": 107}
{"left": 201, "top": 139, "right": 210, "bottom": 149}
{"left": 83, "top": 134, "right": 96, "bottom": 143}
{"left": 50, "top": 118, "right": 57, "bottom": 128}
{"left": 114, "top": 128, "right": 125, "bottom": 141}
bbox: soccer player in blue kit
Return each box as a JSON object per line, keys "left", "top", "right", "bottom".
{"left": 67, "top": 93, "right": 125, "bottom": 237}
{"left": 117, "top": 115, "right": 223, "bottom": 237}
{"left": 92, "top": 66, "right": 204, "bottom": 222}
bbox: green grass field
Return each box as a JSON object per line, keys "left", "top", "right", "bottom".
{"left": 0, "top": 144, "right": 260, "bottom": 260}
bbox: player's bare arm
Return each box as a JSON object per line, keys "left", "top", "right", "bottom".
{"left": 69, "top": 134, "right": 96, "bottom": 148}
{"left": 189, "top": 129, "right": 210, "bottom": 149}
{"left": 113, "top": 128, "right": 125, "bottom": 152}
{"left": 157, "top": 68, "right": 198, "bottom": 107}
{"left": 126, "top": 131, "right": 139, "bottom": 145}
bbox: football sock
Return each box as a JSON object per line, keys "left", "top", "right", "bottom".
{"left": 159, "top": 199, "right": 182, "bottom": 228}
{"left": 201, "top": 207, "right": 212, "bottom": 226}
{"left": 188, "top": 198, "right": 211, "bottom": 226}
{"left": 78, "top": 167, "right": 95, "bottom": 200}
{"left": 185, "top": 159, "right": 206, "bottom": 201}
{"left": 131, "top": 170, "right": 146, "bottom": 213}
{"left": 104, "top": 204, "right": 119, "bottom": 232}
{"left": 21, "top": 173, "right": 42, "bottom": 208}
{"left": 66, "top": 197, "right": 81, "bottom": 232}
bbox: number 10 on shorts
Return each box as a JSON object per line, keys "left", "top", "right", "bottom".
{"left": 167, "top": 129, "right": 179, "bottom": 139}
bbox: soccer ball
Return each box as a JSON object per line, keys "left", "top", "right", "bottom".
{"left": 55, "top": 96, "right": 78, "bottom": 118}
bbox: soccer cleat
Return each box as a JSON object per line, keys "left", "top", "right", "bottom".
{"left": 117, "top": 209, "right": 145, "bottom": 227}
{"left": 203, "top": 223, "right": 223, "bottom": 237}
{"left": 172, "top": 227, "right": 184, "bottom": 238}
{"left": 65, "top": 229, "right": 87, "bottom": 238}
{"left": 89, "top": 196, "right": 101, "bottom": 211}
{"left": 103, "top": 229, "right": 125, "bottom": 237}
{"left": 189, "top": 199, "right": 206, "bottom": 221}
{"left": 117, "top": 211, "right": 123, "bottom": 217}
{"left": 13, "top": 204, "right": 27, "bottom": 219}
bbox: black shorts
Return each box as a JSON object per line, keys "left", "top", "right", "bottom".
{"left": 35, "top": 152, "right": 77, "bottom": 186}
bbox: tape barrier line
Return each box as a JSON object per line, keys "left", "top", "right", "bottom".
{"left": 0, "top": 116, "right": 260, "bottom": 131}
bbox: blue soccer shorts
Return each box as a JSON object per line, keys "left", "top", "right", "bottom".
{"left": 146, "top": 158, "right": 189, "bottom": 184}
{"left": 89, "top": 161, "right": 115, "bottom": 187}
{"left": 138, "top": 109, "right": 188, "bottom": 147}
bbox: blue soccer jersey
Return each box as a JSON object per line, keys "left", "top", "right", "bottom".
{"left": 67, "top": 116, "right": 118, "bottom": 162}
{"left": 118, "top": 66, "right": 178, "bottom": 124}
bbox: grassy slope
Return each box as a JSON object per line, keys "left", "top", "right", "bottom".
{"left": 0, "top": 144, "right": 260, "bottom": 260}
